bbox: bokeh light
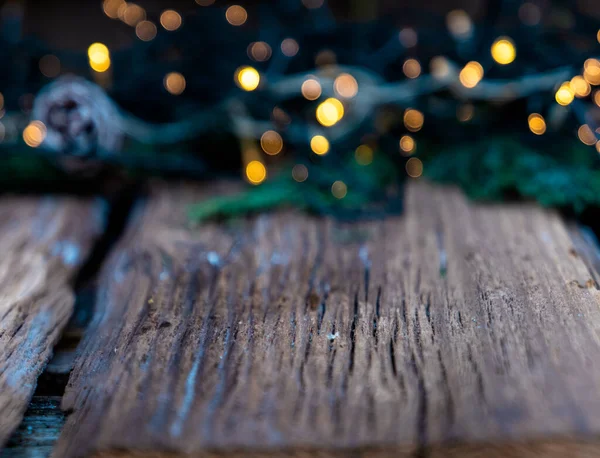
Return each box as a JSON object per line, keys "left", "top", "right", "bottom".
{"left": 399, "top": 135, "right": 415, "bottom": 155}
{"left": 136, "top": 20, "right": 157, "bottom": 41}
{"left": 310, "top": 135, "right": 329, "bottom": 155}
{"left": 398, "top": 28, "right": 418, "bottom": 48}
{"left": 246, "top": 160, "right": 266, "bottom": 184}
{"left": 248, "top": 42, "right": 272, "bottom": 62}
{"left": 570, "top": 76, "right": 590, "bottom": 97}
{"left": 315, "top": 50, "right": 337, "bottom": 67}
{"left": 519, "top": 3, "right": 541, "bottom": 26}
{"left": 23, "top": 121, "right": 46, "bottom": 148}
{"left": 403, "top": 109, "right": 424, "bottom": 132}
{"left": 236, "top": 66, "right": 260, "bottom": 91}
{"left": 260, "top": 130, "right": 283, "bottom": 155}
{"left": 555, "top": 83, "right": 575, "bottom": 105}
{"left": 403, "top": 59, "right": 421, "bottom": 79}
{"left": 584, "top": 59, "right": 600, "bottom": 85}
{"left": 446, "top": 10, "right": 472, "bottom": 39}
{"left": 39, "top": 54, "right": 60, "bottom": 78}
{"left": 457, "top": 104, "right": 474, "bottom": 122}
{"left": 301, "top": 78, "right": 321, "bottom": 100}
{"left": 226, "top": 5, "right": 248, "bottom": 26}
{"left": 88, "top": 43, "right": 111, "bottom": 72}
{"left": 331, "top": 180, "right": 347, "bottom": 199}
{"left": 491, "top": 37, "right": 516, "bottom": 65}
{"left": 103, "top": 0, "right": 125, "bottom": 19}
{"left": 355, "top": 145, "right": 373, "bottom": 165}
{"left": 406, "top": 157, "right": 423, "bottom": 178}
{"left": 292, "top": 164, "right": 308, "bottom": 182}
{"left": 578, "top": 124, "right": 597, "bottom": 146}
{"left": 164, "top": 72, "right": 186, "bottom": 95}
{"left": 281, "top": 38, "right": 299, "bottom": 57}
{"left": 527, "top": 113, "right": 546, "bottom": 135}
{"left": 316, "top": 98, "right": 344, "bottom": 127}
{"left": 459, "top": 61, "right": 484, "bottom": 88}
{"left": 430, "top": 56, "right": 450, "bottom": 80}
{"left": 333, "top": 73, "right": 358, "bottom": 98}
{"left": 122, "top": 3, "right": 146, "bottom": 26}
{"left": 594, "top": 90, "right": 600, "bottom": 107}
{"left": 160, "top": 10, "right": 182, "bottom": 31}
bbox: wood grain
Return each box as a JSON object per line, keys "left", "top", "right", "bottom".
{"left": 56, "top": 181, "right": 600, "bottom": 457}
{"left": 0, "top": 197, "right": 104, "bottom": 448}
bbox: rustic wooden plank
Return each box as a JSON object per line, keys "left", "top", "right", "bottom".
{"left": 0, "top": 197, "right": 104, "bottom": 448}
{"left": 56, "top": 181, "right": 600, "bottom": 458}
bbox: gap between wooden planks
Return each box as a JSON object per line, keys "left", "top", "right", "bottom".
{"left": 53, "top": 180, "right": 600, "bottom": 458}
{"left": 0, "top": 197, "right": 104, "bottom": 448}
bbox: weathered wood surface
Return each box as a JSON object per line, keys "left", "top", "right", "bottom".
{"left": 0, "top": 197, "right": 104, "bottom": 448}
{"left": 56, "top": 181, "right": 600, "bottom": 458}
{"left": 2, "top": 396, "right": 65, "bottom": 458}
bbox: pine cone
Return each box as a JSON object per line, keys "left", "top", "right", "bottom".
{"left": 32, "top": 76, "right": 123, "bottom": 158}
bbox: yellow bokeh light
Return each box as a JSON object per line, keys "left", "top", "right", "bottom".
{"left": 459, "top": 61, "right": 483, "bottom": 88}
{"left": 292, "top": 164, "right": 308, "bottom": 182}
{"left": 236, "top": 66, "right": 260, "bottom": 91}
{"left": 0, "top": 93, "right": 4, "bottom": 110}
{"left": 164, "top": 72, "right": 186, "bottom": 95}
{"left": 310, "top": 135, "right": 329, "bottom": 155}
{"left": 316, "top": 98, "right": 344, "bottom": 127}
{"left": 598, "top": 29, "right": 600, "bottom": 44}
{"left": 403, "top": 59, "right": 421, "bottom": 79}
{"left": 23, "top": 121, "right": 46, "bottom": 148}
{"left": 399, "top": 135, "right": 415, "bottom": 155}
{"left": 403, "top": 108, "right": 424, "bottom": 132}
{"left": 355, "top": 145, "right": 373, "bottom": 165}
{"left": 136, "top": 20, "right": 157, "bottom": 41}
{"left": 248, "top": 42, "right": 272, "bottom": 62}
{"left": 491, "top": 37, "right": 516, "bottom": 65}
{"left": 570, "top": 76, "right": 591, "bottom": 97}
{"left": 260, "top": 130, "right": 283, "bottom": 155}
{"left": 281, "top": 38, "right": 299, "bottom": 57}
{"left": 246, "top": 160, "right": 266, "bottom": 185}
{"left": 527, "top": 113, "right": 546, "bottom": 135}
{"left": 334, "top": 73, "right": 358, "bottom": 99}
{"left": 406, "top": 157, "right": 423, "bottom": 178}
{"left": 584, "top": 59, "right": 600, "bottom": 86}
{"left": 88, "top": 42, "right": 111, "bottom": 72}
{"left": 555, "top": 83, "right": 575, "bottom": 106}
{"left": 331, "top": 180, "right": 347, "bottom": 199}
{"left": 594, "top": 90, "right": 600, "bottom": 107}
{"left": 160, "top": 10, "right": 182, "bottom": 31}
{"left": 122, "top": 3, "right": 146, "bottom": 26}
{"left": 301, "top": 78, "right": 321, "bottom": 100}
{"left": 226, "top": 5, "right": 247, "bottom": 26}
{"left": 578, "top": 124, "right": 597, "bottom": 146}
{"left": 103, "top": 0, "right": 125, "bottom": 19}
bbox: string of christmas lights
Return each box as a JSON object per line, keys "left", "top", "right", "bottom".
{"left": 1, "top": 0, "right": 600, "bottom": 215}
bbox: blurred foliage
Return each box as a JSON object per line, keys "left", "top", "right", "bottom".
{"left": 189, "top": 147, "right": 402, "bottom": 222}
{"left": 423, "top": 137, "right": 600, "bottom": 213}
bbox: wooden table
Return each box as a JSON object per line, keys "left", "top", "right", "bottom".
{"left": 3, "top": 181, "right": 600, "bottom": 457}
